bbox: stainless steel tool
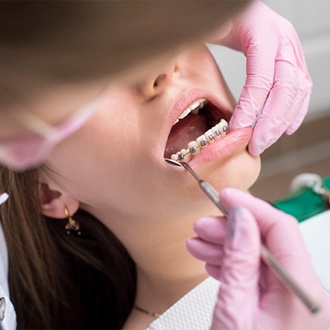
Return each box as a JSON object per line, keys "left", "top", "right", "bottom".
{"left": 165, "top": 158, "right": 320, "bottom": 314}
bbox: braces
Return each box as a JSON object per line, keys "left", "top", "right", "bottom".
{"left": 171, "top": 119, "right": 228, "bottom": 162}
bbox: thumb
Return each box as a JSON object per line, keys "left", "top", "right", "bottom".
{"left": 211, "top": 206, "right": 261, "bottom": 330}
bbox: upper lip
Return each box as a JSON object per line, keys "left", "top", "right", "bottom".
{"left": 168, "top": 88, "right": 231, "bottom": 126}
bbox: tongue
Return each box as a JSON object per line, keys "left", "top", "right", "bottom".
{"left": 164, "top": 114, "right": 208, "bottom": 158}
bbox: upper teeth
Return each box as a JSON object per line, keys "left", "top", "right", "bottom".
{"left": 174, "top": 98, "right": 207, "bottom": 124}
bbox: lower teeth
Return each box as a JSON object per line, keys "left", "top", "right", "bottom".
{"left": 170, "top": 119, "right": 228, "bottom": 162}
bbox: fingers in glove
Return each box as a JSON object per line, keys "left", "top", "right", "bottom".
{"left": 211, "top": 206, "right": 260, "bottom": 329}
{"left": 205, "top": 263, "right": 221, "bottom": 279}
{"left": 194, "top": 215, "right": 227, "bottom": 244}
{"left": 186, "top": 237, "right": 223, "bottom": 264}
{"left": 285, "top": 73, "right": 312, "bottom": 135}
{"left": 219, "top": 188, "right": 321, "bottom": 298}
{"left": 249, "top": 58, "right": 311, "bottom": 155}
{"left": 219, "top": 188, "right": 303, "bottom": 246}
{"left": 229, "top": 33, "right": 277, "bottom": 132}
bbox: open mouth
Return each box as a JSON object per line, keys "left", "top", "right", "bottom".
{"left": 164, "top": 98, "right": 229, "bottom": 162}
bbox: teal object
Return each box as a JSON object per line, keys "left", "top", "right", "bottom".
{"left": 272, "top": 176, "right": 330, "bottom": 223}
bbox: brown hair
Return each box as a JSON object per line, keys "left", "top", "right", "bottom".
{"left": 0, "top": 166, "right": 136, "bottom": 329}
{"left": 0, "top": 1, "right": 251, "bottom": 106}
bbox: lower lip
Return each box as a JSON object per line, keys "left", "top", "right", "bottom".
{"left": 188, "top": 127, "right": 252, "bottom": 167}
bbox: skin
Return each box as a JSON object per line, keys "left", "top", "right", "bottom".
{"left": 39, "top": 45, "right": 261, "bottom": 329}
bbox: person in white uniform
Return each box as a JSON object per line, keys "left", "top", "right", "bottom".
{"left": 0, "top": 1, "right": 316, "bottom": 329}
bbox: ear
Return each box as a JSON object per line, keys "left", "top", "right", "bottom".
{"left": 38, "top": 181, "right": 80, "bottom": 219}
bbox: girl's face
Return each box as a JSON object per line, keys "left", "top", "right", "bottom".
{"left": 44, "top": 45, "right": 260, "bottom": 224}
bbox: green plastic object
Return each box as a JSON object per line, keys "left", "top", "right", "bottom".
{"left": 272, "top": 176, "right": 330, "bottom": 223}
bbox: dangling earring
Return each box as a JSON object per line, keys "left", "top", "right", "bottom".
{"left": 64, "top": 206, "right": 81, "bottom": 235}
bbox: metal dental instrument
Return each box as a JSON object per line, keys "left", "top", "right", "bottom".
{"left": 164, "top": 158, "right": 320, "bottom": 314}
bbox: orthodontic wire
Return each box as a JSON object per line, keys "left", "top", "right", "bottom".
{"left": 174, "top": 123, "right": 228, "bottom": 161}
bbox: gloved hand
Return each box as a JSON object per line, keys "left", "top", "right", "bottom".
{"left": 210, "top": 0, "right": 312, "bottom": 156}
{"left": 187, "top": 188, "right": 330, "bottom": 330}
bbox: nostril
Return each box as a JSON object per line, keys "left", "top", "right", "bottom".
{"left": 153, "top": 73, "right": 166, "bottom": 88}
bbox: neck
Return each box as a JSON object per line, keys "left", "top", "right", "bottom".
{"left": 90, "top": 206, "right": 211, "bottom": 314}
{"left": 133, "top": 230, "right": 208, "bottom": 314}
{"left": 85, "top": 204, "right": 216, "bottom": 320}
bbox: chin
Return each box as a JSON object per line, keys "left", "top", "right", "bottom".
{"left": 203, "top": 150, "right": 261, "bottom": 193}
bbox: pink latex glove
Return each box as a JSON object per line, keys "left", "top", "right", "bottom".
{"left": 187, "top": 188, "right": 330, "bottom": 330}
{"left": 210, "top": 0, "right": 312, "bottom": 156}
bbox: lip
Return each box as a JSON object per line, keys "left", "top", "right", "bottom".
{"left": 168, "top": 88, "right": 232, "bottom": 127}
{"left": 162, "top": 87, "right": 233, "bottom": 152}
{"left": 189, "top": 126, "right": 253, "bottom": 167}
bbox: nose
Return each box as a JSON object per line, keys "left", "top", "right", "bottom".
{"left": 139, "top": 61, "right": 179, "bottom": 101}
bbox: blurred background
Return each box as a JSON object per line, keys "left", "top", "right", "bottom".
{"left": 210, "top": 0, "right": 330, "bottom": 201}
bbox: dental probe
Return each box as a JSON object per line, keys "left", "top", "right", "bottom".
{"left": 164, "top": 158, "right": 320, "bottom": 314}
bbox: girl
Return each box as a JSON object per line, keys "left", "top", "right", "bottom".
{"left": 0, "top": 0, "right": 311, "bottom": 171}
{"left": 0, "top": 1, "right": 317, "bottom": 329}
{"left": 1, "top": 44, "right": 258, "bottom": 329}
{"left": 1, "top": 44, "right": 327, "bottom": 329}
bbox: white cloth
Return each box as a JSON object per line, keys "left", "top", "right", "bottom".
{"left": 299, "top": 209, "right": 330, "bottom": 293}
{"left": 0, "top": 224, "right": 16, "bottom": 330}
{"left": 148, "top": 210, "right": 330, "bottom": 330}
{"left": 147, "top": 277, "right": 219, "bottom": 330}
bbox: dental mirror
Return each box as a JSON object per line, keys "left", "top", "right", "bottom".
{"left": 164, "top": 158, "right": 184, "bottom": 167}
